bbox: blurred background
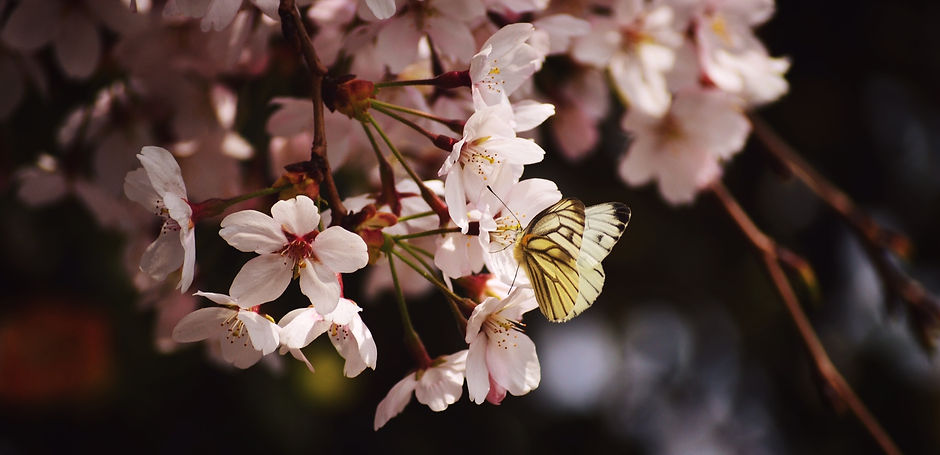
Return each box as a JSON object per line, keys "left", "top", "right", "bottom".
{"left": 2, "top": 0, "right": 940, "bottom": 453}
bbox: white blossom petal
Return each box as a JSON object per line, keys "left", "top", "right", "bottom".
{"left": 465, "top": 336, "right": 490, "bottom": 403}
{"left": 229, "top": 254, "right": 292, "bottom": 306}
{"left": 299, "top": 260, "right": 341, "bottom": 314}
{"left": 271, "top": 195, "right": 321, "bottom": 236}
{"left": 172, "top": 307, "right": 231, "bottom": 342}
{"left": 374, "top": 374, "right": 418, "bottom": 430}
{"left": 313, "top": 226, "right": 368, "bottom": 273}
{"left": 137, "top": 146, "right": 187, "bottom": 198}
{"left": 220, "top": 210, "right": 288, "bottom": 253}
{"left": 239, "top": 311, "right": 280, "bottom": 355}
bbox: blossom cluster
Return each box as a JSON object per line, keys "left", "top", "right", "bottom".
{"left": 7, "top": 0, "right": 788, "bottom": 429}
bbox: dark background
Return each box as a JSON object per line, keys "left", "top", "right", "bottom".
{"left": 2, "top": 0, "right": 940, "bottom": 453}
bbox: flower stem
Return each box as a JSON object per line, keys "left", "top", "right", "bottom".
{"left": 367, "top": 115, "right": 450, "bottom": 226}
{"left": 370, "top": 99, "right": 464, "bottom": 134}
{"left": 710, "top": 181, "right": 901, "bottom": 455}
{"left": 389, "top": 245, "right": 468, "bottom": 332}
{"left": 396, "top": 210, "right": 436, "bottom": 223}
{"left": 222, "top": 184, "right": 290, "bottom": 207}
{"left": 392, "top": 227, "right": 462, "bottom": 241}
{"left": 388, "top": 254, "right": 432, "bottom": 369}
{"left": 277, "top": 0, "right": 346, "bottom": 226}
{"left": 360, "top": 122, "right": 402, "bottom": 215}
{"left": 371, "top": 103, "right": 458, "bottom": 151}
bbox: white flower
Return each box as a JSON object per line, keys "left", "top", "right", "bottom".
{"left": 278, "top": 298, "right": 377, "bottom": 376}
{"left": 172, "top": 292, "right": 280, "bottom": 369}
{"left": 124, "top": 146, "right": 196, "bottom": 293}
{"left": 572, "top": 0, "right": 683, "bottom": 117}
{"left": 470, "top": 23, "right": 546, "bottom": 108}
{"left": 373, "top": 0, "right": 485, "bottom": 74}
{"left": 465, "top": 288, "right": 540, "bottom": 404}
{"left": 618, "top": 89, "right": 751, "bottom": 205}
{"left": 667, "top": 0, "right": 789, "bottom": 105}
{"left": 374, "top": 350, "right": 468, "bottom": 430}
{"left": 439, "top": 104, "right": 545, "bottom": 231}
{"left": 219, "top": 195, "right": 368, "bottom": 313}
{"left": 361, "top": 0, "right": 395, "bottom": 20}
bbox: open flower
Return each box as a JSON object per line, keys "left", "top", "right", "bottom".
{"left": 124, "top": 146, "right": 196, "bottom": 293}
{"left": 172, "top": 292, "right": 280, "bottom": 369}
{"left": 470, "top": 23, "right": 546, "bottom": 108}
{"left": 219, "top": 195, "right": 368, "bottom": 313}
{"left": 278, "top": 298, "right": 377, "bottom": 376}
{"left": 465, "top": 288, "right": 541, "bottom": 404}
{"left": 374, "top": 350, "right": 468, "bottom": 430}
{"left": 439, "top": 104, "right": 545, "bottom": 231}
{"left": 618, "top": 89, "right": 750, "bottom": 205}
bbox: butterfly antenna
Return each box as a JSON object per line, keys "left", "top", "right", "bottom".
{"left": 486, "top": 185, "right": 522, "bottom": 226}
{"left": 507, "top": 262, "right": 521, "bottom": 298}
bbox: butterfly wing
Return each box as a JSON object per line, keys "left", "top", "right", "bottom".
{"left": 567, "top": 202, "right": 632, "bottom": 320}
{"left": 515, "top": 198, "right": 586, "bottom": 322}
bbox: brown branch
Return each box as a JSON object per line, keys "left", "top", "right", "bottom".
{"left": 710, "top": 181, "right": 902, "bottom": 455}
{"left": 278, "top": 0, "right": 346, "bottom": 226}
{"left": 750, "top": 113, "right": 940, "bottom": 347}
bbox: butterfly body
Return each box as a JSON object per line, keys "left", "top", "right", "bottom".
{"left": 513, "top": 198, "right": 630, "bottom": 322}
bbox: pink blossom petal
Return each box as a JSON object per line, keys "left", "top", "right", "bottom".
{"left": 511, "top": 100, "right": 555, "bottom": 132}
{"left": 312, "top": 226, "right": 368, "bottom": 273}
{"left": 137, "top": 146, "right": 187, "bottom": 198}
{"left": 271, "top": 196, "right": 321, "bottom": 236}
{"left": 299, "top": 261, "right": 341, "bottom": 314}
{"left": 219, "top": 210, "right": 287, "bottom": 253}
{"left": 374, "top": 374, "right": 418, "bottom": 430}
{"left": 1, "top": 0, "right": 59, "bottom": 52}
{"left": 229, "top": 254, "right": 292, "bottom": 306}
{"left": 239, "top": 311, "right": 280, "bottom": 355}
{"left": 140, "top": 227, "right": 185, "bottom": 282}
{"left": 266, "top": 98, "right": 314, "bottom": 137}
{"left": 53, "top": 10, "right": 101, "bottom": 79}
{"left": 465, "top": 336, "right": 490, "bottom": 403}
{"left": 486, "top": 328, "right": 539, "bottom": 396}
{"left": 202, "top": 0, "right": 241, "bottom": 31}
{"left": 375, "top": 17, "right": 421, "bottom": 74}
{"left": 193, "top": 291, "right": 237, "bottom": 306}
{"left": 172, "top": 307, "right": 231, "bottom": 342}
{"left": 426, "top": 16, "right": 475, "bottom": 63}
{"left": 363, "top": 0, "right": 395, "bottom": 19}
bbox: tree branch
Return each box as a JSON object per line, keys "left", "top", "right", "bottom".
{"left": 710, "top": 181, "right": 902, "bottom": 455}
{"left": 278, "top": 0, "right": 346, "bottom": 226}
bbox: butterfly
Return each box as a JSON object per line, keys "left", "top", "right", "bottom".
{"left": 512, "top": 198, "right": 631, "bottom": 322}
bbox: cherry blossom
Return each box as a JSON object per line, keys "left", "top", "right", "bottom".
{"left": 219, "top": 195, "right": 368, "bottom": 312}
{"left": 572, "top": 0, "right": 683, "bottom": 117}
{"left": 465, "top": 288, "right": 541, "bottom": 404}
{"left": 618, "top": 89, "right": 751, "bottom": 205}
{"left": 373, "top": 0, "right": 485, "bottom": 75}
{"left": 279, "top": 298, "right": 377, "bottom": 376}
{"left": 374, "top": 350, "right": 468, "bottom": 430}
{"left": 172, "top": 291, "right": 280, "bottom": 369}
{"left": 470, "top": 23, "right": 546, "bottom": 108}
{"left": 124, "top": 146, "right": 196, "bottom": 293}
{"left": 439, "top": 103, "right": 545, "bottom": 231}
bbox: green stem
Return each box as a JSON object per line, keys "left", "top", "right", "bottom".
{"left": 367, "top": 115, "right": 450, "bottom": 226}
{"left": 371, "top": 103, "right": 439, "bottom": 143}
{"left": 395, "top": 239, "right": 438, "bottom": 277}
{"left": 387, "top": 254, "right": 433, "bottom": 368}
{"left": 393, "top": 227, "right": 462, "bottom": 241}
{"left": 370, "top": 99, "right": 463, "bottom": 133}
{"left": 397, "top": 210, "right": 435, "bottom": 223}
{"left": 389, "top": 248, "right": 462, "bottom": 303}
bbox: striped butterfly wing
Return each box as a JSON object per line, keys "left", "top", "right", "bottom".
{"left": 514, "top": 198, "right": 586, "bottom": 322}
{"left": 568, "top": 202, "right": 632, "bottom": 319}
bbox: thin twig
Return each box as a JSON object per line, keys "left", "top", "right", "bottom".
{"left": 278, "top": 0, "right": 346, "bottom": 226}
{"left": 750, "top": 113, "right": 940, "bottom": 346}
{"left": 710, "top": 181, "right": 902, "bottom": 455}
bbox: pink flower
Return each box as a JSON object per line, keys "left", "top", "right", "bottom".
{"left": 465, "top": 288, "right": 541, "bottom": 404}
{"left": 470, "top": 23, "right": 546, "bottom": 107}
{"left": 374, "top": 350, "right": 468, "bottom": 430}
{"left": 278, "top": 298, "right": 377, "bottom": 376}
{"left": 618, "top": 89, "right": 751, "bottom": 205}
{"left": 219, "top": 195, "right": 368, "bottom": 312}
{"left": 124, "top": 146, "right": 196, "bottom": 293}
{"left": 172, "top": 292, "right": 280, "bottom": 369}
